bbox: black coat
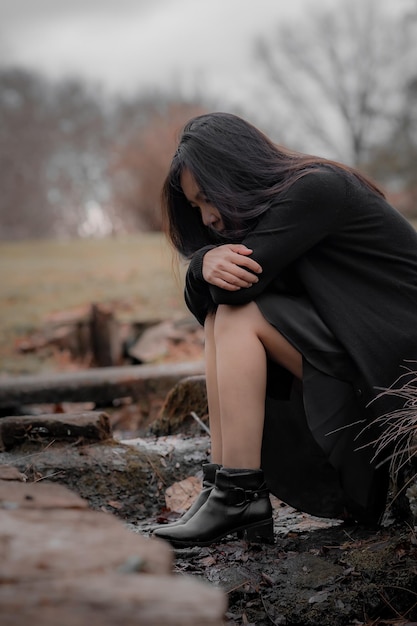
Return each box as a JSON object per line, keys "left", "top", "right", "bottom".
{"left": 184, "top": 167, "right": 417, "bottom": 522}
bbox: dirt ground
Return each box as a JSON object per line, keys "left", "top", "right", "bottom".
{"left": 131, "top": 497, "right": 417, "bottom": 626}
{"left": 115, "top": 430, "right": 417, "bottom": 626}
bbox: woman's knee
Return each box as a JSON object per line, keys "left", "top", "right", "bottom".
{"left": 204, "top": 312, "right": 216, "bottom": 333}
{"left": 213, "top": 303, "right": 302, "bottom": 377}
{"left": 212, "top": 303, "right": 258, "bottom": 339}
{"left": 204, "top": 312, "right": 217, "bottom": 351}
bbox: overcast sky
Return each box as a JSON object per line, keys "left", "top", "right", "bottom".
{"left": 0, "top": 0, "right": 334, "bottom": 104}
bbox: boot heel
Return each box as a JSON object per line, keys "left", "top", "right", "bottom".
{"left": 237, "top": 518, "right": 274, "bottom": 544}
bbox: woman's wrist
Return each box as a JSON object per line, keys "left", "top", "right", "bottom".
{"left": 190, "top": 245, "right": 216, "bottom": 282}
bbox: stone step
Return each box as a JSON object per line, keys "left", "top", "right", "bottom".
{"left": 0, "top": 474, "right": 226, "bottom": 625}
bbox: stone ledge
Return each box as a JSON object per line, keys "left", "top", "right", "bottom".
{"left": 0, "top": 574, "right": 226, "bottom": 626}
{"left": 0, "top": 473, "right": 226, "bottom": 625}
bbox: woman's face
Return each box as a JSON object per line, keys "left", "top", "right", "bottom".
{"left": 180, "top": 168, "right": 225, "bottom": 232}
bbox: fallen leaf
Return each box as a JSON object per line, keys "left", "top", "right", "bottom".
{"left": 261, "top": 572, "right": 274, "bottom": 586}
{"left": 155, "top": 507, "right": 181, "bottom": 524}
{"left": 165, "top": 475, "right": 201, "bottom": 513}
{"left": 308, "top": 591, "right": 329, "bottom": 604}
{"left": 107, "top": 500, "right": 123, "bottom": 510}
{"left": 198, "top": 555, "right": 217, "bottom": 567}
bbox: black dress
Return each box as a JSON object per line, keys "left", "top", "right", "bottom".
{"left": 258, "top": 290, "right": 387, "bottom": 523}
{"left": 184, "top": 166, "right": 417, "bottom": 524}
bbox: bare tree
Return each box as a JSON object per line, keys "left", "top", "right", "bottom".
{"left": 0, "top": 67, "right": 213, "bottom": 240}
{"left": 110, "top": 98, "right": 207, "bottom": 232}
{"left": 366, "top": 75, "right": 417, "bottom": 213}
{"left": 0, "top": 69, "right": 56, "bottom": 239}
{"left": 0, "top": 69, "right": 113, "bottom": 240}
{"left": 255, "top": 0, "right": 417, "bottom": 166}
{"left": 46, "top": 79, "right": 113, "bottom": 238}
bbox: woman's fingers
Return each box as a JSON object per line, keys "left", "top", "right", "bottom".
{"left": 202, "top": 245, "right": 263, "bottom": 288}
{"left": 217, "top": 270, "right": 257, "bottom": 289}
{"left": 226, "top": 264, "right": 259, "bottom": 286}
{"left": 230, "top": 251, "right": 262, "bottom": 276}
{"left": 228, "top": 245, "right": 263, "bottom": 274}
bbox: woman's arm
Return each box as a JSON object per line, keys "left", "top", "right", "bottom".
{"left": 184, "top": 246, "right": 216, "bottom": 325}
{"left": 207, "top": 169, "right": 346, "bottom": 306}
{"left": 184, "top": 169, "right": 346, "bottom": 320}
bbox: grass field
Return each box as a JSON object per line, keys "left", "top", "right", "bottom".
{"left": 0, "top": 234, "right": 188, "bottom": 376}
{"left": 3, "top": 218, "right": 417, "bottom": 377}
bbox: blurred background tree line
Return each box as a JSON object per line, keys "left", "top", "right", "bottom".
{"left": 0, "top": 0, "right": 416, "bottom": 241}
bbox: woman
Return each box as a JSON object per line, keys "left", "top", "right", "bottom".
{"left": 152, "top": 112, "right": 417, "bottom": 548}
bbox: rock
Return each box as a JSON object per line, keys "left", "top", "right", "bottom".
{"left": 128, "top": 320, "right": 180, "bottom": 363}
{"left": 0, "top": 507, "right": 170, "bottom": 581}
{"left": 0, "top": 464, "right": 27, "bottom": 481}
{"left": 0, "top": 574, "right": 226, "bottom": 626}
{"left": 0, "top": 478, "right": 88, "bottom": 510}
{"left": 0, "top": 429, "right": 210, "bottom": 521}
{"left": 127, "top": 317, "right": 204, "bottom": 364}
{"left": 0, "top": 476, "right": 226, "bottom": 625}
{"left": 151, "top": 375, "right": 208, "bottom": 435}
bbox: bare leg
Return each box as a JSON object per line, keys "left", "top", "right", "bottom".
{"left": 152, "top": 302, "right": 300, "bottom": 546}
{"left": 204, "top": 313, "right": 222, "bottom": 464}
{"left": 212, "top": 302, "right": 302, "bottom": 469}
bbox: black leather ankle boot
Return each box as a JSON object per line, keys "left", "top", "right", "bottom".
{"left": 154, "top": 463, "right": 221, "bottom": 530}
{"left": 152, "top": 468, "right": 274, "bottom": 548}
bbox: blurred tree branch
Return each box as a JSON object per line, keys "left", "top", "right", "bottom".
{"left": 255, "top": 0, "right": 417, "bottom": 168}
{"left": 109, "top": 98, "right": 207, "bottom": 233}
{"left": 0, "top": 68, "right": 209, "bottom": 240}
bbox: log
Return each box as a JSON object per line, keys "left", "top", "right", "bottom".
{"left": 0, "top": 411, "right": 112, "bottom": 451}
{"left": 0, "top": 361, "right": 205, "bottom": 409}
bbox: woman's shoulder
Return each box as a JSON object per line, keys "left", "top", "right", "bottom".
{"left": 286, "top": 165, "right": 348, "bottom": 204}
{"left": 298, "top": 164, "right": 348, "bottom": 187}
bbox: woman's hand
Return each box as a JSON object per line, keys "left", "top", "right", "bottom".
{"left": 202, "top": 244, "right": 262, "bottom": 291}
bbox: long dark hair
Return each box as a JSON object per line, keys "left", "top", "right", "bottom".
{"left": 162, "top": 112, "right": 384, "bottom": 258}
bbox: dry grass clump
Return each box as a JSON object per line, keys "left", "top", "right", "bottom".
{"left": 372, "top": 370, "right": 417, "bottom": 466}
{"left": 369, "top": 365, "right": 417, "bottom": 518}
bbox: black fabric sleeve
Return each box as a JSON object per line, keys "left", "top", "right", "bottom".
{"left": 184, "top": 245, "right": 217, "bottom": 325}
{"left": 208, "top": 170, "right": 346, "bottom": 306}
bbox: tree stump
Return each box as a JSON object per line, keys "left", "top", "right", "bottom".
{"left": 90, "top": 303, "right": 122, "bottom": 367}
